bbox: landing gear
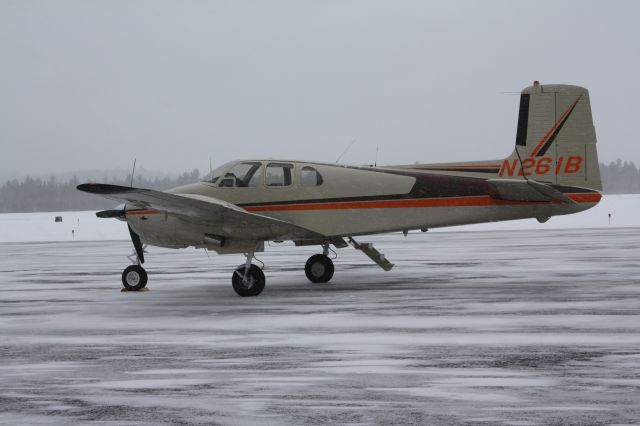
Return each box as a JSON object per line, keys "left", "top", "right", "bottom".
{"left": 232, "top": 249, "right": 265, "bottom": 297}
{"left": 232, "top": 264, "right": 265, "bottom": 296}
{"left": 305, "top": 254, "right": 334, "bottom": 283}
{"left": 121, "top": 225, "right": 148, "bottom": 291}
{"left": 122, "top": 264, "right": 148, "bottom": 291}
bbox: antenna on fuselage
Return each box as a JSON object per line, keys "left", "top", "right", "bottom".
{"left": 375, "top": 144, "right": 379, "bottom": 167}
{"left": 336, "top": 139, "right": 356, "bottom": 164}
{"left": 130, "top": 158, "right": 137, "bottom": 187}
{"left": 209, "top": 157, "right": 213, "bottom": 176}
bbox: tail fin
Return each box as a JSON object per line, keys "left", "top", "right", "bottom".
{"left": 501, "top": 82, "right": 601, "bottom": 191}
{"left": 394, "top": 82, "right": 602, "bottom": 192}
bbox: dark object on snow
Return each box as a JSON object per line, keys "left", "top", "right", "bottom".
{"left": 54, "top": 216, "right": 63, "bottom": 223}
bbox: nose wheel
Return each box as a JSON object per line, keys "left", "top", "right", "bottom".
{"left": 122, "top": 264, "right": 148, "bottom": 291}
{"left": 305, "top": 254, "right": 334, "bottom": 283}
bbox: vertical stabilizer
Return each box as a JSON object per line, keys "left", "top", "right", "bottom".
{"left": 392, "top": 83, "right": 602, "bottom": 193}
{"left": 502, "top": 82, "right": 601, "bottom": 191}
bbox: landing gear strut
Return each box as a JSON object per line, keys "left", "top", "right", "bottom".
{"left": 305, "top": 244, "right": 334, "bottom": 283}
{"left": 121, "top": 225, "right": 148, "bottom": 291}
{"left": 232, "top": 250, "right": 265, "bottom": 297}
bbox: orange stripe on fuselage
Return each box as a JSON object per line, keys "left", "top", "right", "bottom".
{"left": 243, "top": 193, "right": 601, "bottom": 212}
{"left": 423, "top": 164, "right": 501, "bottom": 169}
{"left": 567, "top": 193, "right": 602, "bottom": 203}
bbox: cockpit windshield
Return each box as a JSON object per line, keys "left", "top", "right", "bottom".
{"left": 219, "top": 162, "right": 263, "bottom": 187}
{"left": 201, "top": 161, "right": 235, "bottom": 184}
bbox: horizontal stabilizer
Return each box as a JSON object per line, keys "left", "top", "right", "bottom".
{"left": 525, "top": 180, "right": 575, "bottom": 204}
{"left": 486, "top": 179, "right": 576, "bottom": 204}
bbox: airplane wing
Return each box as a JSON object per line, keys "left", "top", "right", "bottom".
{"left": 77, "top": 183, "right": 323, "bottom": 240}
{"left": 486, "top": 179, "right": 576, "bottom": 204}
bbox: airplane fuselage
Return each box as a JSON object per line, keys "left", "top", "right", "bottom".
{"left": 125, "top": 160, "right": 601, "bottom": 253}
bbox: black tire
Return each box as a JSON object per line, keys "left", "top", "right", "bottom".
{"left": 305, "top": 254, "right": 334, "bottom": 283}
{"left": 122, "top": 265, "right": 148, "bottom": 291}
{"left": 232, "top": 264, "right": 265, "bottom": 297}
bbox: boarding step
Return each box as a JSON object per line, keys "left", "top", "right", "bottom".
{"left": 347, "top": 237, "right": 394, "bottom": 271}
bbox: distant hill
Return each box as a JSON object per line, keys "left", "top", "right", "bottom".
{"left": 0, "top": 161, "right": 638, "bottom": 213}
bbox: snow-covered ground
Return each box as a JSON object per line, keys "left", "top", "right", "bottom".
{"left": 0, "top": 194, "right": 638, "bottom": 243}
{"left": 1, "top": 197, "right": 639, "bottom": 424}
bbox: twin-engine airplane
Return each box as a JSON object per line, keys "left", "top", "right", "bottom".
{"left": 79, "top": 83, "right": 602, "bottom": 296}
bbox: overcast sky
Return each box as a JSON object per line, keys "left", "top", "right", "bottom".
{"left": 1, "top": 0, "right": 638, "bottom": 178}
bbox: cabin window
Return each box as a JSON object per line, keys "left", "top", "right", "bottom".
{"left": 219, "top": 162, "right": 263, "bottom": 187}
{"left": 266, "top": 163, "right": 293, "bottom": 187}
{"left": 246, "top": 166, "right": 263, "bottom": 187}
{"left": 300, "top": 166, "right": 323, "bottom": 186}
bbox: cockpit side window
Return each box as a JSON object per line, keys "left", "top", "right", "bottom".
{"left": 266, "top": 163, "right": 293, "bottom": 187}
{"left": 246, "top": 164, "right": 263, "bottom": 187}
{"left": 300, "top": 166, "right": 323, "bottom": 186}
{"left": 218, "top": 162, "right": 263, "bottom": 188}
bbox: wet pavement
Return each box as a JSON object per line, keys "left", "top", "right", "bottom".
{"left": 1, "top": 228, "right": 639, "bottom": 425}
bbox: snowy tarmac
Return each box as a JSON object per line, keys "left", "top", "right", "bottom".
{"left": 1, "top": 225, "right": 640, "bottom": 425}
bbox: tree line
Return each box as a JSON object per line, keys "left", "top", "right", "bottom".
{"left": 0, "top": 161, "right": 639, "bottom": 213}
{"left": 599, "top": 159, "right": 640, "bottom": 194}
{"left": 0, "top": 170, "right": 201, "bottom": 213}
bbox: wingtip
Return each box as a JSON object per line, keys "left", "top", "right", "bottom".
{"left": 77, "top": 183, "right": 136, "bottom": 194}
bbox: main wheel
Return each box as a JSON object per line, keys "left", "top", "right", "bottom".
{"left": 122, "top": 265, "right": 148, "bottom": 291}
{"left": 305, "top": 254, "right": 334, "bottom": 283}
{"left": 232, "top": 264, "right": 265, "bottom": 297}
